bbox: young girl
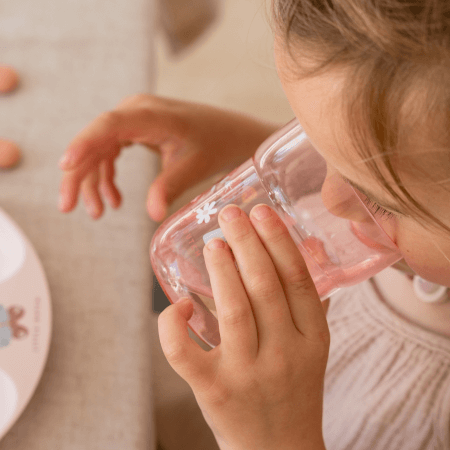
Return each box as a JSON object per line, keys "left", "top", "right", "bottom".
{"left": 58, "top": 1, "right": 450, "bottom": 448}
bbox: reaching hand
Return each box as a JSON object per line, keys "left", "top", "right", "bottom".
{"left": 58, "top": 94, "right": 277, "bottom": 221}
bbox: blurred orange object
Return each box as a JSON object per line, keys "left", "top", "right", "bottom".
{"left": 0, "top": 140, "right": 21, "bottom": 168}
{"left": 0, "top": 65, "right": 20, "bottom": 93}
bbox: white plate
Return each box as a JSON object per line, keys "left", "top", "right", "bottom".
{"left": 0, "top": 208, "right": 52, "bottom": 440}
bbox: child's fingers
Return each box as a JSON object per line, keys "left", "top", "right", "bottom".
{"left": 59, "top": 169, "right": 83, "bottom": 212}
{"left": 59, "top": 111, "right": 123, "bottom": 170}
{"left": 248, "top": 206, "right": 329, "bottom": 343}
{"left": 99, "top": 159, "right": 122, "bottom": 209}
{"left": 203, "top": 240, "right": 259, "bottom": 363}
{"left": 59, "top": 107, "right": 164, "bottom": 171}
{"left": 146, "top": 182, "right": 168, "bottom": 222}
{"left": 59, "top": 156, "right": 102, "bottom": 212}
{"left": 158, "top": 299, "right": 214, "bottom": 387}
{"left": 81, "top": 171, "right": 104, "bottom": 219}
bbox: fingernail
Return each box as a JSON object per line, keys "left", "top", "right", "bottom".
{"left": 220, "top": 205, "right": 242, "bottom": 222}
{"left": 58, "top": 194, "right": 66, "bottom": 211}
{"left": 59, "top": 154, "right": 70, "bottom": 168}
{"left": 252, "top": 204, "right": 272, "bottom": 221}
{"left": 207, "top": 238, "right": 226, "bottom": 250}
{"left": 87, "top": 202, "right": 98, "bottom": 217}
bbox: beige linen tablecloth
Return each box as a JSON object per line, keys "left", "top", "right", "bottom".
{"left": 0, "top": 0, "right": 158, "bottom": 448}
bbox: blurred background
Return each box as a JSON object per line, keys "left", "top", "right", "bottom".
{"left": 152, "top": 0, "right": 293, "bottom": 449}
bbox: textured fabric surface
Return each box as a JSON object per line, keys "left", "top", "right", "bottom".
{"left": 0, "top": 0, "right": 158, "bottom": 448}
{"left": 324, "top": 279, "right": 450, "bottom": 450}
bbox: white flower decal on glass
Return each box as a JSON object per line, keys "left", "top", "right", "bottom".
{"left": 196, "top": 201, "right": 218, "bottom": 224}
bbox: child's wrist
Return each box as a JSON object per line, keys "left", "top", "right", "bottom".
{"left": 216, "top": 434, "right": 326, "bottom": 450}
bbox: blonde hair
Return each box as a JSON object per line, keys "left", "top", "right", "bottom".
{"left": 272, "top": 0, "right": 450, "bottom": 232}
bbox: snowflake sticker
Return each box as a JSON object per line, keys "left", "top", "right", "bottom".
{"left": 196, "top": 201, "right": 218, "bottom": 224}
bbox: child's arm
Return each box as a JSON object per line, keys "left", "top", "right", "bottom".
{"left": 159, "top": 203, "right": 329, "bottom": 450}
{"left": 58, "top": 94, "right": 280, "bottom": 222}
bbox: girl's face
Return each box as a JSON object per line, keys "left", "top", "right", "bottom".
{"left": 274, "top": 37, "right": 450, "bottom": 287}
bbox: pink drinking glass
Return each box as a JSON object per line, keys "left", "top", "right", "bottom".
{"left": 150, "top": 119, "right": 402, "bottom": 348}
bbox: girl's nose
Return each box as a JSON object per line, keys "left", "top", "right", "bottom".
{"left": 321, "top": 171, "right": 399, "bottom": 247}
{"left": 321, "top": 173, "right": 370, "bottom": 223}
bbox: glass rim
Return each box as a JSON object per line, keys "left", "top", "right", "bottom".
{"left": 255, "top": 118, "right": 400, "bottom": 252}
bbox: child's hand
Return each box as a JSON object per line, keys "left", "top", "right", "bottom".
{"left": 58, "top": 94, "right": 278, "bottom": 221}
{"left": 158, "top": 204, "right": 330, "bottom": 450}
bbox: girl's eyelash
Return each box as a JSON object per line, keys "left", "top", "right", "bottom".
{"left": 360, "top": 196, "right": 396, "bottom": 220}
{"left": 341, "top": 176, "right": 397, "bottom": 219}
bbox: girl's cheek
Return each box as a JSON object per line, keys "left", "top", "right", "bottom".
{"left": 393, "top": 223, "right": 450, "bottom": 286}
{"left": 374, "top": 216, "right": 398, "bottom": 247}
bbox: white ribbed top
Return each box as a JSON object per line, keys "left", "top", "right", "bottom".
{"left": 323, "top": 280, "right": 450, "bottom": 450}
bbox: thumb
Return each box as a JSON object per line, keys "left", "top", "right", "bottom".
{"left": 175, "top": 297, "right": 195, "bottom": 321}
{"left": 147, "top": 180, "right": 168, "bottom": 222}
{"left": 146, "top": 150, "right": 204, "bottom": 222}
{"left": 158, "top": 298, "right": 213, "bottom": 384}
